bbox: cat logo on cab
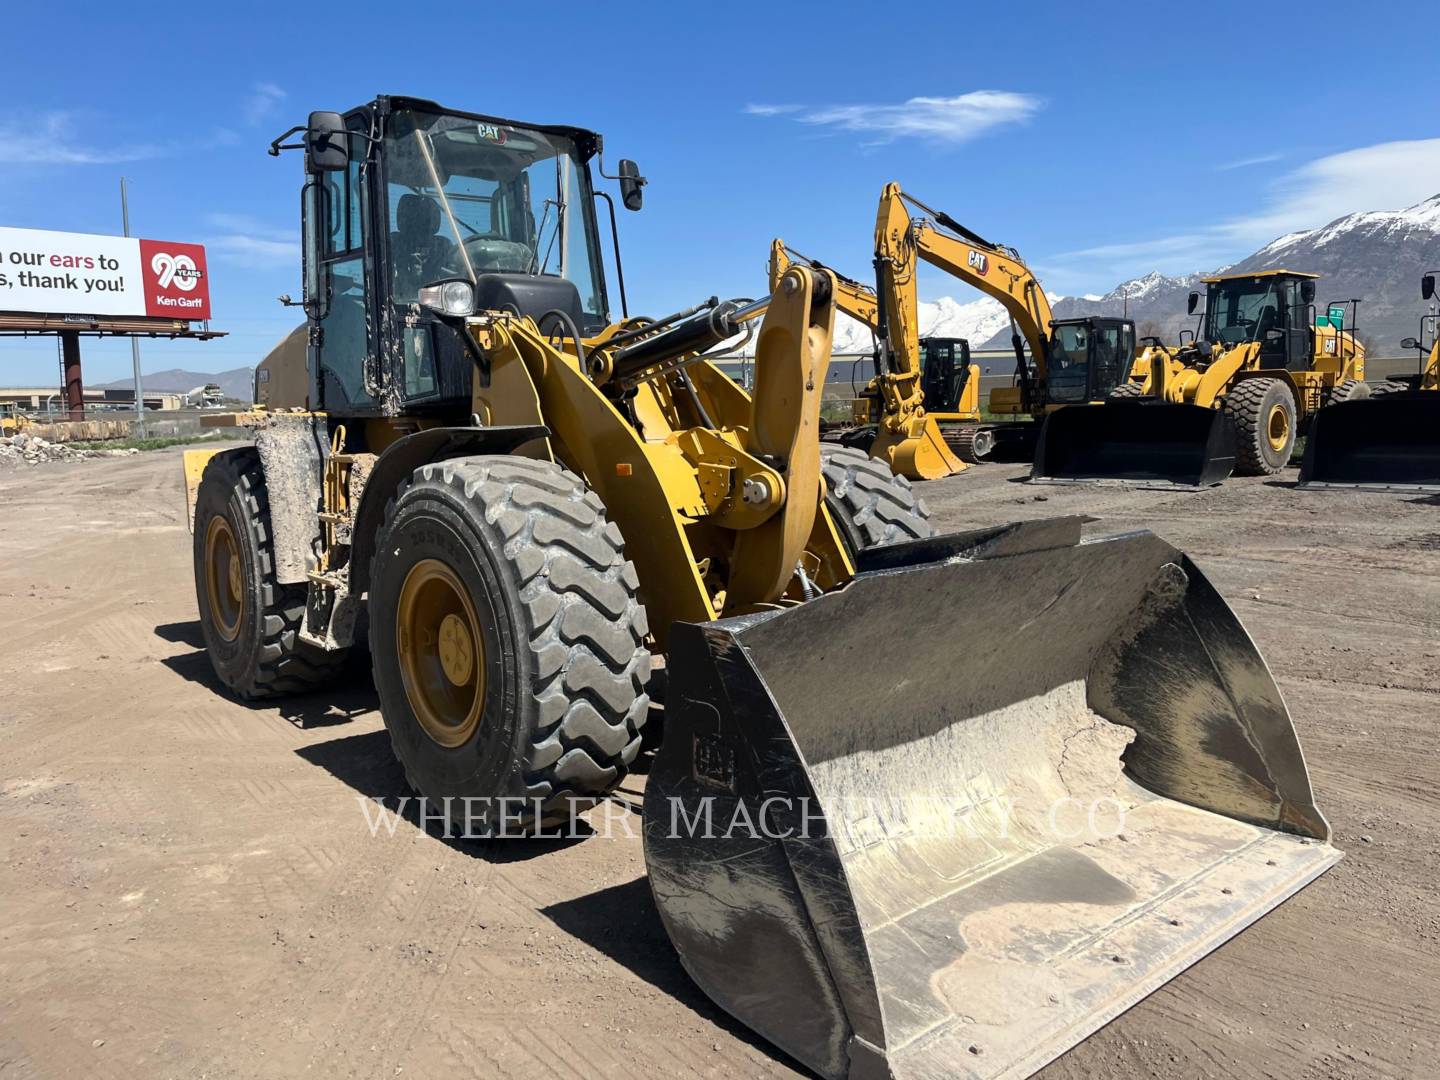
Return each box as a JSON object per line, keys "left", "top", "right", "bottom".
{"left": 477, "top": 123, "right": 507, "bottom": 144}
{"left": 967, "top": 250, "right": 988, "bottom": 274}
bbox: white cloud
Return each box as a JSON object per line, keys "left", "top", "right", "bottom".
{"left": 206, "top": 213, "right": 296, "bottom": 269}
{"left": 1215, "top": 152, "right": 1283, "bottom": 171}
{"left": 0, "top": 112, "right": 169, "bottom": 165}
{"left": 1044, "top": 138, "right": 1440, "bottom": 290}
{"left": 244, "top": 83, "right": 287, "bottom": 127}
{"left": 746, "top": 91, "right": 1043, "bottom": 145}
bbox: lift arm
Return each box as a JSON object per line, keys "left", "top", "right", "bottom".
{"left": 768, "top": 236, "right": 967, "bottom": 481}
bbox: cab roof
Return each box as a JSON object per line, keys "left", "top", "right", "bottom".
{"left": 355, "top": 94, "right": 604, "bottom": 161}
{"left": 1202, "top": 269, "right": 1319, "bottom": 284}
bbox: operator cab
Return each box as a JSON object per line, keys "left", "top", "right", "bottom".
{"left": 282, "top": 96, "right": 642, "bottom": 421}
{"left": 1044, "top": 317, "right": 1135, "bottom": 404}
{"left": 1191, "top": 270, "right": 1318, "bottom": 371}
{"left": 918, "top": 337, "right": 972, "bottom": 413}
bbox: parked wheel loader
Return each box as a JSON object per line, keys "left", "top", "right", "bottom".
{"left": 769, "top": 240, "right": 977, "bottom": 480}
{"left": 1034, "top": 270, "right": 1368, "bottom": 486}
{"left": 184, "top": 97, "right": 1338, "bottom": 1080}
{"left": 1299, "top": 271, "right": 1440, "bottom": 490}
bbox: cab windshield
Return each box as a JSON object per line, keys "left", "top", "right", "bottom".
{"left": 383, "top": 109, "right": 608, "bottom": 328}
{"left": 1204, "top": 279, "right": 1285, "bottom": 346}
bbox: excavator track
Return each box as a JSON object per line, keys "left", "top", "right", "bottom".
{"left": 941, "top": 423, "right": 996, "bottom": 462}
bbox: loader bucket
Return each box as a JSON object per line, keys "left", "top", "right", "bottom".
{"left": 1031, "top": 402, "right": 1235, "bottom": 487}
{"left": 1299, "top": 392, "right": 1440, "bottom": 491}
{"left": 645, "top": 518, "right": 1337, "bottom": 1080}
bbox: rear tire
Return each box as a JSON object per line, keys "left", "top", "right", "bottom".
{"left": 192, "top": 448, "right": 347, "bottom": 698}
{"left": 369, "top": 455, "right": 650, "bottom": 833}
{"left": 1325, "top": 378, "right": 1371, "bottom": 406}
{"left": 1223, "top": 377, "right": 1296, "bottom": 476}
{"left": 821, "top": 446, "right": 934, "bottom": 557}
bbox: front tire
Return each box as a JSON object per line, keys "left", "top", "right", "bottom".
{"left": 192, "top": 448, "right": 347, "bottom": 698}
{"left": 821, "top": 446, "right": 934, "bottom": 558}
{"left": 1223, "top": 377, "right": 1297, "bottom": 476}
{"left": 369, "top": 456, "right": 650, "bottom": 833}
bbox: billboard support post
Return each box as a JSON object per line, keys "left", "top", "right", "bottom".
{"left": 61, "top": 330, "right": 84, "bottom": 421}
{"left": 121, "top": 178, "right": 146, "bottom": 438}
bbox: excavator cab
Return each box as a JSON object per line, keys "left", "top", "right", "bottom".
{"left": 918, "top": 336, "right": 973, "bottom": 412}
{"left": 1044, "top": 317, "right": 1135, "bottom": 404}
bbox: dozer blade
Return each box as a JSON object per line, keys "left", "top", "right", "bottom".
{"left": 645, "top": 518, "right": 1337, "bottom": 1080}
{"left": 1031, "top": 402, "right": 1235, "bottom": 487}
{"left": 1299, "top": 391, "right": 1440, "bottom": 491}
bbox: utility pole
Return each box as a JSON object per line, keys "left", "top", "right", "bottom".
{"left": 121, "top": 177, "right": 146, "bottom": 437}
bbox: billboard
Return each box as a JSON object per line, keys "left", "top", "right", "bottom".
{"left": 0, "top": 225, "right": 211, "bottom": 321}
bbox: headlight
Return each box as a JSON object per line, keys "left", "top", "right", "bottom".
{"left": 418, "top": 279, "right": 475, "bottom": 317}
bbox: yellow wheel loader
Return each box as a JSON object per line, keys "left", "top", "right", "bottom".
{"left": 769, "top": 240, "right": 977, "bottom": 480}
{"left": 1034, "top": 270, "right": 1368, "bottom": 486}
{"left": 1300, "top": 271, "right": 1440, "bottom": 490}
{"left": 184, "top": 97, "right": 1338, "bottom": 1080}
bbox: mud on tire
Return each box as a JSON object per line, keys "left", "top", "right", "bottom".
{"left": 821, "top": 445, "right": 935, "bottom": 556}
{"left": 368, "top": 455, "right": 650, "bottom": 833}
{"left": 1222, "top": 377, "right": 1297, "bottom": 476}
{"left": 192, "top": 448, "right": 348, "bottom": 698}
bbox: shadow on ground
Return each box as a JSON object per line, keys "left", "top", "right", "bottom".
{"left": 295, "top": 728, "right": 595, "bottom": 864}
{"left": 154, "top": 619, "right": 376, "bottom": 728}
{"left": 541, "top": 876, "right": 798, "bottom": 1068}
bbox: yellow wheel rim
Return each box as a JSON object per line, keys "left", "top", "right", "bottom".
{"left": 1266, "top": 401, "right": 1291, "bottom": 451}
{"left": 396, "top": 559, "right": 486, "bottom": 748}
{"left": 204, "top": 515, "right": 245, "bottom": 643}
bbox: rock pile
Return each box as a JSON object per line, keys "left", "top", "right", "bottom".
{"left": 0, "top": 432, "right": 141, "bottom": 468}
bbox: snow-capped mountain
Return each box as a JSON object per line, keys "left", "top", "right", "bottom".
{"left": 830, "top": 294, "right": 1013, "bottom": 355}
{"left": 971, "top": 195, "right": 1440, "bottom": 351}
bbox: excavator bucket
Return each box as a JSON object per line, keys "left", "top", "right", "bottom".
{"left": 1031, "top": 402, "right": 1235, "bottom": 487}
{"left": 1299, "top": 392, "right": 1440, "bottom": 491}
{"left": 646, "top": 518, "right": 1337, "bottom": 1080}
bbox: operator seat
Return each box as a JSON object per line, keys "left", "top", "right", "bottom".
{"left": 390, "top": 194, "right": 457, "bottom": 301}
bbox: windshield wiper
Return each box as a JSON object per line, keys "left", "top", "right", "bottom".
{"left": 530, "top": 198, "right": 566, "bottom": 276}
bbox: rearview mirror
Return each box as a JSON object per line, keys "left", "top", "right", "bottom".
{"left": 1300, "top": 279, "right": 1316, "bottom": 305}
{"left": 618, "top": 159, "right": 646, "bottom": 211}
{"left": 305, "top": 111, "right": 348, "bottom": 174}
{"left": 1423, "top": 274, "right": 1435, "bottom": 301}
{"left": 1187, "top": 291, "right": 1200, "bottom": 315}
{"left": 1401, "top": 336, "right": 1420, "bottom": 350}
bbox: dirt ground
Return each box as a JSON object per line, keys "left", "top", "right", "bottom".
{"left": 1, "top": 448, "right": 1437, "bottom": 1080}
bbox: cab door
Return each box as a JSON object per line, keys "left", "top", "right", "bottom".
{"left": 305, "top": 120, "right": 382, "bottom": 415}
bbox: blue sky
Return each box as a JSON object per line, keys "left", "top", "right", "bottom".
{"left": 2, "top": 0, "right": 1436, "bottom": 385}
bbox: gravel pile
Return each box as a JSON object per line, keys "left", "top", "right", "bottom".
{"left": 0, "top": 433, "right": 141, "bottom": 468}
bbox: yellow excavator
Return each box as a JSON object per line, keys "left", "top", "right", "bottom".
{"left": 768, "top": 239, "right": 976, "bottom": 480}
{"left": 1300, "top": 271, "right": 1440, "bottom": 490}
{"left": 1035, "top": 270, "right": 1368, "bottom": 485}
{"left": 184, "top": 98, "right": 1337, "bottom": 1080}
{"left": 770, "top": 185, "right": 1140, "bottom": 477}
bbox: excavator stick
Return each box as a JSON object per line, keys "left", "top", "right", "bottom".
{"left": 1031, "top": 401, "right": 1236, "bottom": 487}
{"left": 646, "top": 518, "right": 1337, "bottom": 1080}
{"left": 1299, "top": 392, "right": 1440, "bottom": 491}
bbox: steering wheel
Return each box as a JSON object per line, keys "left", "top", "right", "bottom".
{"left": 460, "top": 236, "right": 533, "bottom": 273}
